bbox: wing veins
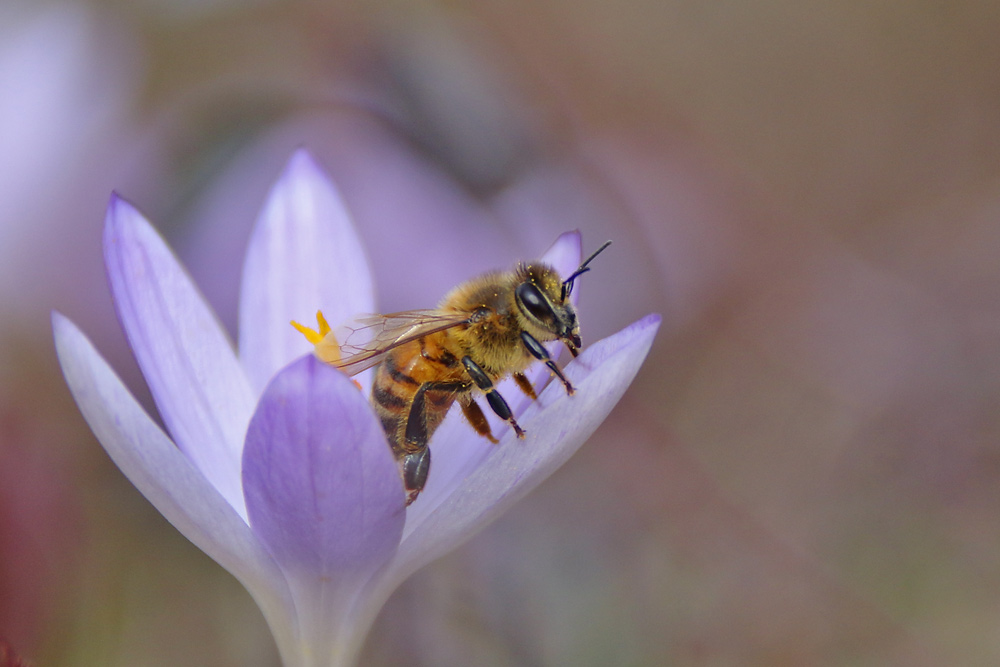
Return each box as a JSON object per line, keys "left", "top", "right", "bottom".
{"left": 332, "top": 310, "right": 472, "bottom": 376}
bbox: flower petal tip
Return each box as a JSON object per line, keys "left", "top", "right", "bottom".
{"left": 555, "top": 228, "right": 582, "bottom": 245}
{"left": 603, "top": 312, "right": 661, "bottom": 353}
{"left": 542, "top": 231, "right": 584, "bottom": 285}
{"left": 51, "top": 310, "right": 81, "bottom": 355}
{"left": 103, "top": 191, "right": 151, "bottom": 246}
{"left": 637, "top": 312, "right": 662, "bottom": 329}
{"left": 286, "top": 146, "right": 322, "bottom": 173}
{"left": 279, "top": 148, "right": 332, "bottom": 192}
{"left": 561, "top": 312, "right": 659, "bottom": 379}
{"left": 51, "top": 311, "right": 78, "bottom": 363}
{"left": 105, "top": 190, "right": 137, "bottom": 220}
{"left": 50, "top": 308, "right": 67, "bottom": 330}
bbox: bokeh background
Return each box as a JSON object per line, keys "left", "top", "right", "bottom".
{"left": 3, "top": 0, "right": 1000, "bottom": 664}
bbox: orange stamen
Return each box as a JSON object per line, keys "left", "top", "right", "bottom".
{"left": 290, "top": 311, "right": 361, "bottom": 390}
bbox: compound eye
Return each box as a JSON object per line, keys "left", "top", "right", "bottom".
{"left": 516, "top": 282, "right": 556, "bottom": 326}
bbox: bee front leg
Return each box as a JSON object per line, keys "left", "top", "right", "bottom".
{"left": 519, "top": 331, "right": 575, "bottom": 395}
{"left": 461, "top": 356, "right": 525, "bottom": 439}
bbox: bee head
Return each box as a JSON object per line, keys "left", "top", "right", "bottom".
{"left": 513, "top": 241, "right": 611, "bottom": 357}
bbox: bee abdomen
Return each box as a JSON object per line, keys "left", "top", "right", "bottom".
{"left": 384, "top": 354, "right": 420, "bottom": 386}
{"left": 418, "top": 337, "right": 459, "bottom": 368}
{"left": 372, "top": 340, "right": 466, "bottom": 458}
{"left": 372, "top": 385, "right": 409, "bottom": 456}
{"left": 373, "top": 384, "right": 407, "bottom": 411}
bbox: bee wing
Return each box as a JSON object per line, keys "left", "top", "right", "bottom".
{"left": 332, "top": 309, "right": 472, "bottom": 376}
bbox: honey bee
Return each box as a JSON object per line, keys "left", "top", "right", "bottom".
{"left": 297, "top": 241, "right": 611, "bottom": 505}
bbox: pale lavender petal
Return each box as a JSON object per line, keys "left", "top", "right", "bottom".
{"left": 243, "top": 354, "right": 404, "bottom": 574}
{"left": 104, "top": 196, "right": 255, "bottom": 518}
{"left": 397, "top": 313, "right": 660, "bottom": 573}
{"left": 243, "top": 354, "right": 406, "bottom": 661}
{"left": 52, "top": 313, "right": 296, "bottom": 647}
{"left": 239, "top": 150, "right": 375, "bottom": 393}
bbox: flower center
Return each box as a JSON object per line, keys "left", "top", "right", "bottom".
{"left": 291, "top": 312, "right": 358, "bottom": 388}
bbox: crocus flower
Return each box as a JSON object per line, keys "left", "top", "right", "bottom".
{"left": 53, "top": 149, "right": 659, "bottom": 666}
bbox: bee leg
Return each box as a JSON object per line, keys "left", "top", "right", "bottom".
{"left": 513, "top": 373, "right": 537, "bottom": 401}
{"left": 519, "top": 331, "right": 575, "bottom": 395}
{"left": 460, "top": 398, "right": 499, "bottom": 444}
{"left": 461, "top": 356, "right": 525, "bottom": 439}
{"left": 402, "top": 380, "right": 468, "bottom": 504}
{"left": 400, "top": 384, "right": 432, "bottom": 504}
{"left": 400, "top": 449, "right": 430, "bottom": 506}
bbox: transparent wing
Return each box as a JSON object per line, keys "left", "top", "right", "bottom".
{"left": 332, "top": 309, "right": 472, "bottom": 376}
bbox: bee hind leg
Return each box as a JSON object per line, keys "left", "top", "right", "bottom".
{"left": 402, "top": 380, "right": 467, "bottom": 504}
{"left": 461, "top": 398, "right": 499, "bottom": 444}
{"left": 400, "top": 449, "right": 430, "bottom": 506}
{"left": 461, "top": 356, "right": 525, "bottom": 439}
{"left": 513, "top": 373, "right": 537, "bottom": 400}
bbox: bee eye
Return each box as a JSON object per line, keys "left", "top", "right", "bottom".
{"left": 516, "top": 283, "right": 556, "bottom": 325}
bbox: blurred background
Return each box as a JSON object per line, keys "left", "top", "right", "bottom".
{"left": 3, "top": 0, "right": 1000, "bottom": 664}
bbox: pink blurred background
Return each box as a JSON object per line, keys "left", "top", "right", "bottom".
{"left": 3, "top": 1, "right": 1000, "bottom": 665}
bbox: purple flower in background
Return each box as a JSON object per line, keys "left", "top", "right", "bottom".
{"left": 53, "top": 150, "right": 658, "bottom": 666}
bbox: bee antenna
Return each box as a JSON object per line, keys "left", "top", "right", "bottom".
{"left": 561, "top": 240, "right": 612, "bottom": 300}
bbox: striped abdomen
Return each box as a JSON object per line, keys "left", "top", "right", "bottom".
{"left": 371, "top": 334, "right": 466, "bottom": 458}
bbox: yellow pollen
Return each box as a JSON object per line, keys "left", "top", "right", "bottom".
{"left": 291, "top": 310, "right": 342, "bottom": 362}
{"left": 291, "top": 320, "right": 321, "bottom": 345}
{"left": 290, "top": 311, "right": 361, "bottom": 390}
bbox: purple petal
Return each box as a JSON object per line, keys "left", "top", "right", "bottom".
{"left": 397, "top": 313, "right": 660, "bottom": 574}
{"left": 104, "top": 196, "right": 255, "bottom": 518}
{"left": 243, "top": 354, "right": 404, "bottom": 576}
{"left": 51, "top": 313, "right": 295, "bottom": 635}
{"left": 239, "top": 150, "right": 375, "bottom": 393}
